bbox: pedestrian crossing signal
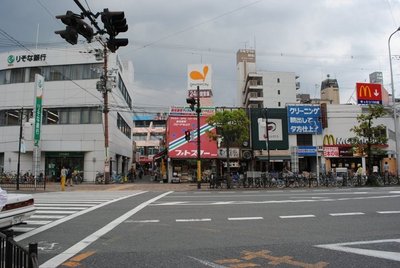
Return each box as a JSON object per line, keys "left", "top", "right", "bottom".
{"left": 184, "top": 130, "right": 191, "bottom": 141}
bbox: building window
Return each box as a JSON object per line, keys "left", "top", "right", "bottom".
{"left": 278, "top": 102, "right": 281, "bottom": 107}
{"left": 277, "top": 90, "right": 280, "bottom": 95}
{"left": 297, "top": 134, "right": 313, "bottom": 146}
{"left": 117, "top": 113, "right": 131, "bottom": 138}
{"left": 277, "top": 78, "right": 280, "bottom": 83}
{"left": 118, "top": 74, "right": 132, "bottom": 109}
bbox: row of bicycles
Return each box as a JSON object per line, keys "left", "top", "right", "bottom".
{"left": 209, "top": 171, "right": 400, "bottom": 189}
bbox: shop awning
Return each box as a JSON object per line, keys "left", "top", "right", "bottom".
{"left": 153, "top": 149, "right": 167, "bottom": 161}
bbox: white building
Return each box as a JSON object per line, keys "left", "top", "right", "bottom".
{"left": 0, "top": 47, "right": 134, "bottom": 182}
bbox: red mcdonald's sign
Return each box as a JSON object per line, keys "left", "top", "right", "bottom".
{"left": 356, "top": 83, "right": 382, "bottom": 105}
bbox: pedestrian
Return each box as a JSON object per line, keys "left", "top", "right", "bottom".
{"left": 383, "top": 161, "right": 389, "bottom": 184}
{"left": 66, "top": 167, "right": 73, "bottom": 186}
{"left": 356, "top": 164, "right": 363, "bottom": 186}
{"left": 60, "top": 166, "right": 67, "bottom": 191}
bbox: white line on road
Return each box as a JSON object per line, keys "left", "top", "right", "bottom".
{"left": 10, "top": 227, "right": 35, "bottom": 233}
{"left": 39, "top": 191, "right": 172, "bottom": 268}
{"left": 15, "top": 191, "right": 147, "bottom": 242}
{"left": 124, "top": 220, "right": 160, "bottom": 223}
{"left": 315, "top": 239, "right": 400, "bottom": 262}
{"left": 176, "top": 218, "right": 212, "bottom": 222}
{"left": 35, "top": 210, "right": 78, "bottom": 214}
{"left": 329, "top": 212, "right": 365, "bottom": 216}
{"left": 30, "top": 215, "right": 64, "bottom": 219}
{"left": 34, "top": 207, "right": 86, "bottom": 210}
{"left": 24, "top": 220, "right": 52, "bottom": 225}
{"left": 279, "top": 215, "right": 316, "bottom": 219}
{"left": 377, "top": 211, "right": 400, "bottom": 214}
{"left": 228, "top": 217, "right": 264, "bottom": 221}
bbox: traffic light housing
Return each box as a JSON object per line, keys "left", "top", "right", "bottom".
{"left": 186, "top": 97, "right": 196, "bottom": 111}
{"left": 101, "top": 9, "right": 128, "bottom": 37}
{"left": 55, "top": 10, "right": 94, "bottom": 43}
{"left": 55, "top": 26, "right": 78, "bottom": 45}
{"left": 184, "top": 130, "right": 191, "bottom": 141}
{"left": 107, "top": 37, "right": 129, "bottom": 53}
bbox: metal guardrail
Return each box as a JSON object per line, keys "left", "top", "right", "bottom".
{"left": 0, "top": 180, "right": 46, "bottom": 191}
{"left": 0, "top": 230, "right": 38, "bottom": 268}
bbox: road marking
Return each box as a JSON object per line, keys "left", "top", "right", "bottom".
{"left": 34, "top": 207, "right": 86, "bottom": 210}
{"left": 15, "top": 191, "right": 147, "bottom": 242}
{"left": 279, "top": 215, "right": 315, "bottom": 219}
{"left": 315, "top": 239, "right": 400, "bottom": 262}
{"left": 30, "top": 215, "right": 65, "bottom": 219}
{"left": 35, "top": 210, "right": 78, "bottom": 214}
{"left": 329, "top": 212, "right": 364, "bottom": 216}
{"left": 377, "top": 211, "right": 400, "bottom": 214}
{"left": 228, "top": 217, "right": 263, "bottom": 221}
{"left": 62, "top": 251, "right": 96, "bottom": 267}
{"left": 24, "top": 220, "right": 52, "bottom": 225}
{"left": 10, "top": 227, "right": 35, "bottom": 232}
{"left": 124, "top": 220, "right": 160, "bottom": 223}
{"left": 40, "top": 191, "right": 173, "bottom": 268}
{"left": 35, "top": 203, "right": 94, "bottom": 207}
{"left": 176, "top": 218, "right": 212, "bottom": 222}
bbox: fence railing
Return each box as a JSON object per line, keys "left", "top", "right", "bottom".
{"left": 0, "top": 180, "right": 46, "bottom": 191}
{"left": 0, "top": 230, "right": 38, "bottom": 268}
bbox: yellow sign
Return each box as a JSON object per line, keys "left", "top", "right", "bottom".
{"left": 359, "top": 85, "right": 371, "bottom": 98}
{"left": 323, "top": 134, "right": 335, "bottom": 145}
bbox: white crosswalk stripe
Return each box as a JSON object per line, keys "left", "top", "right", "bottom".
{"left": 9, "top": 191, "right": 141, "bottom": 235}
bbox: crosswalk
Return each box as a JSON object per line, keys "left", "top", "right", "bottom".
{"left": 10, "top": 191, "right": 143, "bottom": 235}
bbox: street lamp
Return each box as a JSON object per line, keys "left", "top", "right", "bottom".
{"left": 388, "top": 27, "right": 400, "bottom": 178}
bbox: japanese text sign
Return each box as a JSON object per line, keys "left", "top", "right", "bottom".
{"left": 287, "top": 105, "right": 322, "bottom": 134}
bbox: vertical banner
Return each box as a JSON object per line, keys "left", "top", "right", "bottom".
{"left": 34, "top": 74, "right": 44, "bottom": 146}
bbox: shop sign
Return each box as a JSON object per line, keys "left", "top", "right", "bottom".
{"left": 356, "top": 82, "right": 382, "bottom": 105}
{"left": 187, "top": 64, "right": 212, "bottom": 90}
{"left": 169, "top": 106, "right": 215, "bottom": 116}
{"left": 297, "top": 146, "right": 317, "bottom": 156}
{"left": 323, "top": 146, "right": 339, "bottom": 157}
{"left": 218, "top": 148, "right": 240, "bottom": 159}
{"left": 258, "top": 118, "right": 283, "bottom": 141}
{"left": 287, "top": 105, "right": 322, "bottom": 134}
{"left": 167, "top": 116, "right": 218, "bottom": 158}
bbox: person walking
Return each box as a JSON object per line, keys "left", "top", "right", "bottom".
{"left": 356, "top": 164, "right": 363, "bottom": 186}
{"left": 383, "top": 161, "right": 390, "bottom": 184}
{"left": 60, "top": 166, "right": 67, "bottom": 191}
{"left": 66, "top": 167, "right": 73, "bottom": 187}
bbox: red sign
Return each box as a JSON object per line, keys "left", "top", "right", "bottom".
{"left": 167, "top": 116, "right": 218, "bottom": 158}
{"left": 323, "top": 147, "right": 339, "bottom": 157}
{"left": 356, "top": 83, "right": 382, "bottom": 104}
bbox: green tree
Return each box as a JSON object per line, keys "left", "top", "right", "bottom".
{"left": 206, "top": 109, "right": 250, "bottom": 188}
{"left": 350, "top": 104, "right": 387, "bottom": 184}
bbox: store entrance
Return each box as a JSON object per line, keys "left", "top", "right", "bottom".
{"left": 45, "top": 152, "right": 84, "bottom": 181}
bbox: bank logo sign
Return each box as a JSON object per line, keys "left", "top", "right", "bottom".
{"left": 356, "top": 82, "right": 382, "bottom": 105}
{"left": 7, "top": 55, "right": 15, "bottom": 64}
{"left": 7, "top": 53, "right": 47, "bottom": 66}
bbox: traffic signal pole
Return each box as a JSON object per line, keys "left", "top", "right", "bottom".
{"left": 103, "top": 46, "right": 110, "bottom": 183}
{"left": 196, "top": 86, "right": 201, "bottom": 189}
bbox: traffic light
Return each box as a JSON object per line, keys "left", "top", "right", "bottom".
{"left": 184, "top": 130, "right": 191, "bottom": 141}
{"left": 107, "top": 37, "right": 129, "bottom": 53}
{"left": 101, "top": 9, "right": 129, "bottom": 52}
{"left": 101, "top": 9, "right": 128, "bottom": 37}
{"left": 55, "top": 26, "right": 78, "bottom": 45}
{"left": 186, "top": 97, "right": 196, "bottom": 111}
{"left": 55, "top": 10, "right": 94, "bottom": 43}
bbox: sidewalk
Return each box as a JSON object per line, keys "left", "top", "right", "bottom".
{"left": 41, "top": 174, "right": 199, "bottom": 192}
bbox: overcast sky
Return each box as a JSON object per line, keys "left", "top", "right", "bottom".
{"left": 2, "top": 0, "right": 400, "bottom": 113}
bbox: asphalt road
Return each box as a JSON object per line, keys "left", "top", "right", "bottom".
{"left": 15, "top": 187, "right": 400, "bottom": 267}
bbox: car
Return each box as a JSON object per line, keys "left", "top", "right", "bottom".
{"left": 0, "top": 192, "right": 36, "bottom": 229}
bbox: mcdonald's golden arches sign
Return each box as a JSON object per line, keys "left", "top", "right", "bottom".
{"left": 356, "top": 82, "right": 382, "bottom": 105}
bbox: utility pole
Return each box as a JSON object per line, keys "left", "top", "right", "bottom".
{"left": 16, "top": 107, "right": 23, "bottom": 191}
{"left": 263, "top": 108, "right": 270, "bottom": 172}
{"left": 102, "top": 46, "right": 110, "bottom": 183}
{"left": 196, "top": 86, "right": 201, "bottom": 189}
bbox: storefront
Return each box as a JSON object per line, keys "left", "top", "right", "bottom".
{"left": 45, "top": 152, "right": 84, "bottom": 181}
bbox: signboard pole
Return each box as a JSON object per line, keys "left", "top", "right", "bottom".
{"left": 196, "top": 86, "right": 202, "bottom": 189}
{"left": 263, "top": 108, "right": 270, "bottom": 172}
{"left": 33, "top": 74, "right": 44, "bottom": 190}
